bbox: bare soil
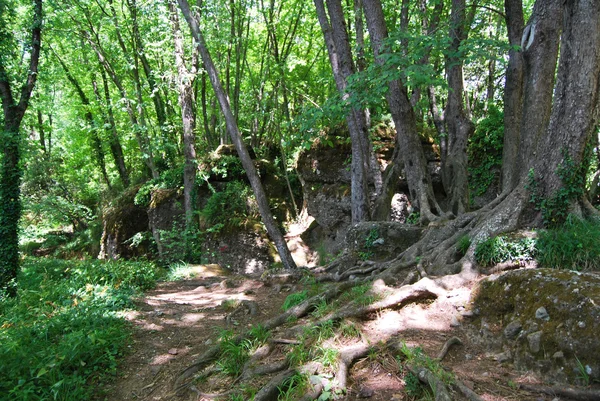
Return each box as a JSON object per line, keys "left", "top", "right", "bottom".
{"left": 101, "top": 266, "right": 557, "bottom": 401}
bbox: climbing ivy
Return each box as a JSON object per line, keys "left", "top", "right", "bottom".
{"left": 526, "top": 148, "right": 590, "bottom": 227}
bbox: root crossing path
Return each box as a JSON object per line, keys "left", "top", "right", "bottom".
{"left": 102, "top": 265, "right": 559, "bottom": 401}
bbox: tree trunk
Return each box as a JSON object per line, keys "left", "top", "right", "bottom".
{"left": 0, "top": 0, "right": 42, "bottom": 294}
{"left": 363, "top": 0, "right": 443, "bottom": 224}
{"left": 314, "top": 0, "right": 372, "bottom": 223}
{"left": 177, "top": 0, "right": 297, "bottom": 270}
{"left": 442, "top": 0, "right": 475, "bottom": 216}
{"left": 500, "top": 0, "right": 525, "bottom": 192}
{"left": 52, "top": 49, "right": 112, "bottom": 188}
{"left": 169, "top": 0, "right": 198, "bottom": 230}
{"left": 514, "top": 0, "right": 563, "bottom": 177}
{"left": 531, "top": 0, "right": 600, "bottom": 214}
{"left": 96, "top": 67, "right": 130, "bottom": 188}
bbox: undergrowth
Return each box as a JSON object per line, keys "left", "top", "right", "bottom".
{"left": 0, "top": 258, "right": 160, "bottom": 401}
{"left": 475, "top": 216, "right": 600, "bottom": 270}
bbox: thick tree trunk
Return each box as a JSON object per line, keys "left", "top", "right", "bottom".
{"left": 514, "top": 0, "right": 563, "bottom": 176}
{"left": 501, "top": 0, "right": 525, "bottom": 192}
{"left": 363, "top": 0, "right": 443, "bottom": 224}
{"left": 443, "top": 0, "right": 475, "bottom": 216}
{"left": 177, "top": 0, "right": 297, "bottom": 270}
{"left": 169, "top": 1, "right": 198, "bottom": 230}
{"left": 0, "top": 0, "right": 42, "bottom": 294}
{"left": 532, "top": 0, "right": 600, "bottom": 208}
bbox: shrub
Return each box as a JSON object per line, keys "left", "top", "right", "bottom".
{"left": 474, "top": 235, "right": 536, "bottom": 267}
{"left": 0, "top": 258, "right": 160, "bottom": 400}
{"left": 200, "top": 181, "right": 258, "bottom": 229}
{"left": 468, "top": 106, "right": 504, "bottom": 197}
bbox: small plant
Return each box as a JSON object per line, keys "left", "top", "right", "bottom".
{"left": 399, "top": 343, "right": 454, "bottom": 385}
{"left": 575, "top": 357, "right": 591, "bottom": 386}
{"left": 316, "top": 346, "right": 339, "bottom": 371}
{"left": 222, "top": 299, "right": 241, "bottom": 311}
{"left": 278, "top": 372, "right": 308, "bottom": 401}
{"left": 247, "top": 324, "right": 270, "bottom": 346}
{"left": 216, "top": 329, "right": 250, "bottom": 377}
{"left": 282, "top": 290, "right": 309, "bottom": 311}
{"left": 311, "top": 299, "right": 331, "bottom": 318}
{"left": 406, "top": 211, "right": 421, "bottom": 225}
{"left": 339, "top": 321, "right": 361, "bottom": 339}
{"left": 457, "top": 235, "right": 471, "bottom": 256}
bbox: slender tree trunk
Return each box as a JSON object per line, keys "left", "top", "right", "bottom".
{"left": 169, "top": 0, "right": 198, "bottom": 230}
{"left": 53, "top": 49, "right": 111, "bottom": 188}
{"left": 314, "top": 0, "right": 372, "bottom": 223}
{"left": 363, "top": 0, "right": 443, "bottom": 224}
{"left": 178, "top": 0, "right": 297, "bottom": 270}
{"left": 442, "top": 0, "right": 475, "bottom": 215}
{"left": 97, "top": 68, "right": 130, "bottom": 187}
{"left": 0, "top": 0, "right": 42, "bottom": 295}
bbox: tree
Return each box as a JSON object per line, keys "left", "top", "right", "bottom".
{"left": 177, "top": 0, "right": 298, "bottom": 270}
{"left": 362, "top": 0, "right": 444, "bottom": 224}
{"left": 0, "top": 0, "right": 43, "bottom": 294}
{"left": 313, "top": 0, "right": 373, "bottom": 223}
{"left": 168, "top": 0, "right": 198, "bottom": 230}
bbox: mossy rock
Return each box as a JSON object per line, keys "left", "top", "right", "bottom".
{"left": 470, "top": 268, "right": 600, "bottom": 384}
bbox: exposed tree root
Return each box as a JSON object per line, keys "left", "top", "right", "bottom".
{"left": 436, "top": 336, "right": 462, "bottom": 361}
{"left": 174, "top": 282, "right": 352, "bottom": 388}
{"left": 406, "top": 364, "right": 453, "bottom": 401}
{"left": 453, "top": 380, "right": 485, "bottom": 401}
{"left": 519, "top": 383, "right": 600, "bottom": 401}
{"left": 336, "top": 343, "right": 371, "bottom": 389}
{"left": 253, "top": 369, "right": 298, "bottom": 401}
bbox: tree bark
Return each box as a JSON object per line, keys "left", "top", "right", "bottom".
{"left": 0, "top": 0, "right": 42, "bottom": 294}
{"left": 363, "top": 0, "right": 443, "bottom": 224}
{"left": 314, "top": 0, "right": 372, "bottom": 223}
{"left": 168, "top": 0, "right": 198, "bottom": 230}
{"left": 514, "top": 0, "right": 563, "bottom": 176}
{"left": 500, "top": 0, "right": 525, "bottom": 192}
{"left": 443, "top": 0, "right": 475, "bottom": 216}
{"left": 532, "top": 0, "right": 600, "bottom": 206}
{"left": 177, "top": 0, "right": 297, "bottom": 270}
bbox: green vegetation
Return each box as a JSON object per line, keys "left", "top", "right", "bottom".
{"left": 475, "top": 216, "right": 600, "bottom": 271}
{"left": 0, "top": 258, "right": 160, "bottom": 400}
{"left": 536, "top": 217, "right": 600, "bottom": 271}
{"left": 282, "top": 290, "right": 309, "bottom": 311}
{"left": 468, "top": 106, "right": 504, "bottom": 198}
{"left": 527, "top": 149, "right": 590, "bottom": 227}
{"left": 474, "top": 235, "right": 537, "bottom": 267}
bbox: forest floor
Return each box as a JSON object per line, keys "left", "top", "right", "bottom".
{"left": 101, "top": 263, "right": 561, "bottom": 401}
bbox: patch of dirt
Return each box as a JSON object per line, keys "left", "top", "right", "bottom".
{"left": 102, "top": 267, "right": 559, "bottom": 401}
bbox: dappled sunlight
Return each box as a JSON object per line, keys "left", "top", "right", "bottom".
{"left": 244, "top": 259, "right": 262, "bottom": 274}
{"left": 147, "top": 285, "right": 256, "bottom": 308}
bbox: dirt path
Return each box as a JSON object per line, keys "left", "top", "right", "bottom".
{"left": 103, "top": 266, "right": 555, "bottom": 401}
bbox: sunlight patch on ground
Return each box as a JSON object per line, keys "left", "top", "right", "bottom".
{"left": 147, "top": 287, "right": 255, "bottom": 307}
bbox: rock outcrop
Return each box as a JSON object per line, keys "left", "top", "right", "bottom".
{"left": 468, "top": 268, "right": 600, "bottom": 384}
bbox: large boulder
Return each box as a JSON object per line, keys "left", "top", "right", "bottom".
{"left": 345, "top": 222, "right": 424, "bottom": 261}
{"left": 468, "top": 268, "right": 600, "bottom": 384}
{"left": 99, "top": 186, "right": 150, "bottom": 259}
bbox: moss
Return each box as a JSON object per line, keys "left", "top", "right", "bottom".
{"left": 471, "top": 269, "right": 600, "bottom": 383}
